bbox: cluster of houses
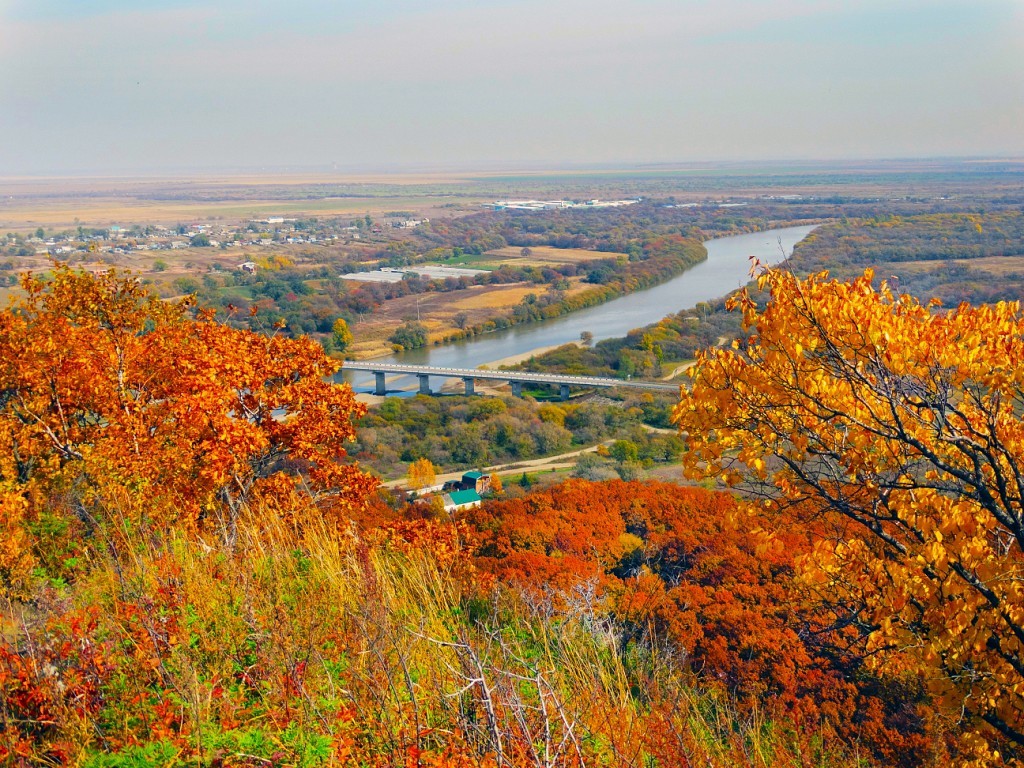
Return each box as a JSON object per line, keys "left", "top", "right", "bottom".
{"left": 413, "top": 470, "right": 494, "bottom": 513}
{"left": 18, "top": 213, "right": 430, "bottom": 260}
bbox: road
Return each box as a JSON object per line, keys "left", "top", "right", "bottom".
{"left": 383, "top": 441, "right": 614, "bottom": 490}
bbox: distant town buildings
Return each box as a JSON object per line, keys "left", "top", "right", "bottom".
{"left": 485, "top": 198, "right": 640, "bottom": 211}
{"left": 3, "top": 213, "right": 377, "bottom": 265}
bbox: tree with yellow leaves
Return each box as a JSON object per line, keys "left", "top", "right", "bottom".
{"left": 331, "top": 317, "right": 354, "bottom": 355}
{"left": 407, "top": 457, "right": 437, "bottom": 492}
{"left": 674, "top": 267, "right": 1024, "bottom": 761}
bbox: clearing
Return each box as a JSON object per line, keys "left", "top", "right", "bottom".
{"left": 483, "top": 245, "right": 627, "bottom": 267}
{"left": 895, "top": 256, "right": 1024, "bottom": 276}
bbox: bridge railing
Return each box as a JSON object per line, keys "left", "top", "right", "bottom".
{"left": 340, "top": 361, "right": 679, "bottom": 396}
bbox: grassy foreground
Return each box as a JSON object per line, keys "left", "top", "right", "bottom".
{"left": 2, "top": 502, "right": 859, "bottom": 768}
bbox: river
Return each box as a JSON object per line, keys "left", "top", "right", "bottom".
{"left": 341, "top": 224, "right": 816, "bottom": 394}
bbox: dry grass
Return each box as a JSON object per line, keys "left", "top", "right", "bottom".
{"left": 8, "top": 494, "right": 827, "bottom": 766}
{"left": 348, "top": 284, "right": 523, "bottom": 358}
{"left": 0, "top": 197, "right": 468, "bottom": 231}
{"left": 896, "top": 256, "right": 1024, "bottom": 276}
{"left": 348, "top": 279, "right": 593, "bottom": 359}
{"left": 450, "top": 285, "right": 543, "bottom": 310}
{"left": 484, "top": 245, "right": 627, "bottom": 265}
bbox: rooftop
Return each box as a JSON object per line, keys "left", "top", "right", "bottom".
{"left": 447, "top": 489, "right": 482, "bottom": 506}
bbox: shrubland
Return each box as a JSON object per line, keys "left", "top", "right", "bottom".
{"left": 354, "top": 393, "right": 682, "bottom": 480}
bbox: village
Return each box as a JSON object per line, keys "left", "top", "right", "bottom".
{"left": 2, "top": 215, "right": 430, "bottom": 259}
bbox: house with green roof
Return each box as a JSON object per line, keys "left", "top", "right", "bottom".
{"left": 442, "top": 489, "right": 482, "bottom": 513}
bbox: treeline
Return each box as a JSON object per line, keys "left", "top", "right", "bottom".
{"left": 789, "top": 211, "right": 1024, "bottom": 306}
{"left": 434, "top": 236, "right": 706, "bottom": 345}
{"left": 164, "top": 264, "right": 350, "bottom": 343}
{"left": 791, "top": 211, "right": 1024, "bottom": 269}
{"left": 422, "top": 201, "right": 783, "bottom": 256}
{"left": 354, "top": 392, "right": 681, "bottom": 480}
{"left": 416, "top": 192, "right": 1024, "bottom": 261}
{"left": 514, "top": 299, "right": 740, "bottom": 379}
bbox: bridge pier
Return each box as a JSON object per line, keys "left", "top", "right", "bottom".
{"left": 418, "top": 374, "right": 431, "bottom": 395}
{"left": 510, "top": 381, "right": 523, "bottom": 398}
{"left": 374, "top": 371, "right": 387, "bottom": 396}
{"left": 463, "top": 377, "right": 475, "bottom": 396}
{"left": 560, "top": 383, "right": 570, "bottom": 401}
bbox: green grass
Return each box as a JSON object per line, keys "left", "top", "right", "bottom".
{"left": 218, "top": 286, "right": 255, "bottom": 300}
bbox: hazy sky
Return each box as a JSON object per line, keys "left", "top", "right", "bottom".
{"left": 1, "top": 0, "right": 1022, "bottom": 174}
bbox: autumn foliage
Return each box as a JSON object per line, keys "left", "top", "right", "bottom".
{"left": 0, "top": 265, "right": 375, "bottom": 592}
{"left": 675, "top": 266, "right": 1024, "bottom": 764}
{"left": 407, "top": 456, "right": 438, "bottom": 491}
{"left": 464, "top": 479, "right": 946, "bottom": 765}
{"left": 4, "top": 263, "right": 1020, "bottom": 766}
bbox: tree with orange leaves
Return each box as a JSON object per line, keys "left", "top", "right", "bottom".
{"left": 674, "top": 266, "right": 1024, "bottom": 762}
{"left": 0, "top": 265, "right": 375, "bottom": 590}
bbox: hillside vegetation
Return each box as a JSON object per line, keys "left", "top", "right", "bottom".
{"left": 2, "top": 265, "right": 1023, "bottom": 766}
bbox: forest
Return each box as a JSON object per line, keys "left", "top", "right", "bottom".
{"left": 353, "top": 392, "right": 681, "bottom": 480}
{"left": 3, "top": 260, "right": 1024, "bottom": 767}
{"left": 787, "top": 211, "right": 1024, "bottom": 306}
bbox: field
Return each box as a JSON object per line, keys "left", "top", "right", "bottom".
{"left": 6, "top": 158, "right": 1021, "bottom": 232}
{"left": 0, "top": 195, "right": 471, "bottom": 232}
{"left": 347, "top": 278, "right": 590, "bottom": 359}
{"left": 0, "top": 173, "right": 491, "bottom": 232}
{"left": 448, "top": 284, "right": 547, "bottom": 309}
{"left": 896, "top": 255, "right": 1024, "bottom": 276}
{"left": 483, "top": 245, "right": 628, "bottom": 266}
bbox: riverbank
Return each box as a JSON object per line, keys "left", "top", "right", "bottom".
{"left": 347, "top": 237, "right": 707, "bottom": 360}
{"left": 346, "top": 279, "right": 599, "bottom": 360}
{"left": 338, "top": 225, "right": 818, "bottom": 393}
{"left": 477, "top": 342, "right": 579, "bottom": 369}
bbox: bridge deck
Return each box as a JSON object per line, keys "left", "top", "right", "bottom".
{"left": 341, "top": 361, "right": 679, "bottom": 392}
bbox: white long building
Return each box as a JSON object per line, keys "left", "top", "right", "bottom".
{"left": 485, "top": 198, "right": 640, "bottom": 211}
{"left": 340, "top": 265, "right": 488, "bottom": 283}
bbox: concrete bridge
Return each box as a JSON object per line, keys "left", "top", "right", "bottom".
{"left": 341, "top": 362, "right": 679, "bottom": 399}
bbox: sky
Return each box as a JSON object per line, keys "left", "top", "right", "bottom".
{"left": 1, "top": 0, "right": 1022, "bottom": 174}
